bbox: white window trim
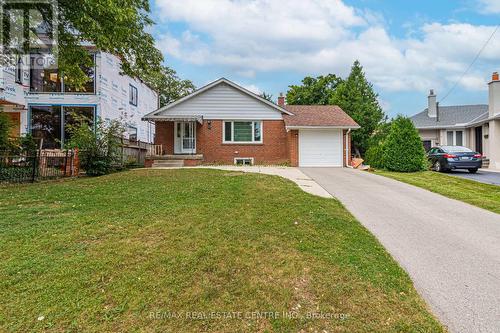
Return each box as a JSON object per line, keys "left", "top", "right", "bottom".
{"left": 446, "top": 130, "right": 465, "bottom": 146}
{"left": 222, "top": 120, "right": 263, "bottom": 144}
{"left": 234, "top": 157, "right": 254, "bottom": 165}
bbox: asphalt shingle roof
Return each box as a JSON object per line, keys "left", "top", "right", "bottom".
{"left": 283, "top": 105, "right": 359, "bottom": 127}
{"left": 410, "top": 105, "right": 488, "bottom": 128}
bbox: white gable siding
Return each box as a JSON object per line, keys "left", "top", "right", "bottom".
{"left": 159, "top": 83, "right": 283, "bottom": 120}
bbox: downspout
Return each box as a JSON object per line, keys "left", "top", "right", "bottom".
{"left": 345, "top": 128, "right": 353, "bottom": 168}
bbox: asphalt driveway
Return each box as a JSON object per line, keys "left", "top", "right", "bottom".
{"left": 447, "top": 169, "right": 500, "bottom": 185}
{"left": 301, "top": 168, "right": 500, "bottom": 333}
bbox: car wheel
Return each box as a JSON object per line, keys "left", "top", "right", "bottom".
{"left": 468, "top": 168, "right": 478, "bottom": 174}
{"left": 434, "top": 161, "right": 442, "bottom": 172}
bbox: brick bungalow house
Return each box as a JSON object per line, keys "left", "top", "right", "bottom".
{"left": 142, "top": 78, "right": 359, "bottom": 167}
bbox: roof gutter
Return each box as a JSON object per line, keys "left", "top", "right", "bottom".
{"left": 415, "top": 118, "right": 493, "bottom": 129}
{"left": 415, "top": 124, "right": 469, "bottom": 130}
{"left": 345, "top": 128, "right": 353, "bottom": 168}
{"left": 142, "top": 115, "right": 204, "bottom": 124}
{"left": 285, "top": 125, "right": 361, "bottom": 130}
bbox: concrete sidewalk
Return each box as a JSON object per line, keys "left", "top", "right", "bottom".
{"left": 302, "top": 167, "right": 500, "bottom": 333}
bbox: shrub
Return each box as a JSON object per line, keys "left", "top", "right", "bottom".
{"left": 365, "top": 145, "right": 385, "bottom": 168}
{"left": 0, "top": 112, "right": 12, "bottom": 151}
{"left": 65, "top": 114, "right": 124, "bottom": 176}
{"left": 19, "top": 134, "right": 38, "bottom": 153}
{"left": 364, "top": 121, "right": 391, "bottom": 168}
{"left": 382, "top": 116, "right": 426, "bottom": 172}
{"left": 8, "top": 134, "right": 38, "bottom": 155}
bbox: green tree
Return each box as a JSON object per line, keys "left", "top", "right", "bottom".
{"left": 286, "top": 74, "right": 343, "bottom": 105}
{"left": 382, "top": 116, "right": 426, "bottom": 172}
{"left": 259, "top": 92, "right": 274, "bottom": 102}
{"left": 57, "top": 0, "right": 164, "bottom": 88}
{"left": 147, "top": 66, "right": 196, "bottom": 107}
{"left": 65, "top": 114, "right": 124, "bottom": 176}
{"left": 331, "top": 60, "right": 385, "bottom": 155}
{"left": 364, "top": 121, "right": 391, "bottom": 168}
{"left": 2, "top": 1, "right": 165, "bottom": 90}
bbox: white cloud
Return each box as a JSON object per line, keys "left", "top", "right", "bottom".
{"left": 458, "top": 74, "right": 488, "bottom": 91}
{"left": 236, "top": 69, "right": 257, "bottom": 78}
{"left": 241, "top": 84, "right": 261, "bottom": 94}
{"left": 478, "top": 0, "right": 500, "bottom": 14}
{"left": 154, "top": 0, "right": 500, "bottom": 95}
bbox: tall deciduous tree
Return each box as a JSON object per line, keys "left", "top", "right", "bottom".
{"left": 331, "top": 60, "right": 385, "bottom": 155}
{"left": 286, "top": 74, "right": 343, "bottom": 105}
{"left": 147, "top": 66, "right": 196, "bottom": 107}
{"left": 56, "top": 0, "right": 164, "bottom": 87}
{"left": 5, "top": 1, "right": 196, "bottom": 107}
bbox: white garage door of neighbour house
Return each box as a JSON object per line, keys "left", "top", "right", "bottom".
{"left": 299, "top": 129, "right": 343, "bottom": 167}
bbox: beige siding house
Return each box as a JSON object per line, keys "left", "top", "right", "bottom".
{"left": 411, "top": 72, "right": 500, "bottom": 170}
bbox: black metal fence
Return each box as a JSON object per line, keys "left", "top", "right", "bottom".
{"left": 0, "top": 150, "right": 77, "bottom": 183}
{"left": 0, "top": 138, "right": 154, "bottom": 183}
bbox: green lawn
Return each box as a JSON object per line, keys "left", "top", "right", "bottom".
{"left": 375, "top": 170, "right": 500, "bottom": 214}
{"left": 0, "top": 169, "right": 444, "bottom": 332}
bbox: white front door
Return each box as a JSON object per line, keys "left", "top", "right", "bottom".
{"left": 299, "top": 129, "right": 342, "bottom": 167}
{"left": 174, "top": 122, "right": 196, "bottom": 154}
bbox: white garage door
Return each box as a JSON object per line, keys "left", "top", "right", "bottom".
{"left": 299, "top": 129, "right": 343, "bottom": 167}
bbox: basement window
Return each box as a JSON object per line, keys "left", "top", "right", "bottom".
{"left": 234, "top": 158, "right": 254, "bottom": 166}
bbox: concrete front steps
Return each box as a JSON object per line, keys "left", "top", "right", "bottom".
{"left": 152, "top": 160, "right": 184, "bottom": 168}
{"left": 483, "top": 158, "right": 490, "bottom": 169}
{"left": 148, "top": 154, "right": 204, "bottom": 168}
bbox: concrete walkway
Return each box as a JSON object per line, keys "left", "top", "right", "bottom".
{"left": 301, "top": 167, "right": 500, "bottom": 333}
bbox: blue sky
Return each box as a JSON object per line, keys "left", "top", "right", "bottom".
{"left": 149, "top": 0, "right": 500, "bottom": 117}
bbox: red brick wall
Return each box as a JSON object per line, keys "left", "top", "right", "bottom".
{"left": 184, "top": 159, "right": 202, "bottom": 166}
{"left": 154, "top": 120, "right": 289, "bottom": 164}
{"left": 154, "top": 120, "right": 351, "bottom": 167}
{"left": 288, "top": 130, "right": 299, "bottom": 166}
{"left": 348, "top": 131, "right": 352, "bottom": 166}
{"left": 342, "top": 129, "right": 353, "bottom": 167}
{"left": 154, "top": 122, "right": 174, "bottom": 154}
{"left": 197, "top": 120, "right": 289, "bottom": 164}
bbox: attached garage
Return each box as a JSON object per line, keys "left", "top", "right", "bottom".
{"left": 299, "top": 129, "right": 342, "bottom": 167}
{"left": 283, "top": 105, "right": 360, "bottom": 167}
